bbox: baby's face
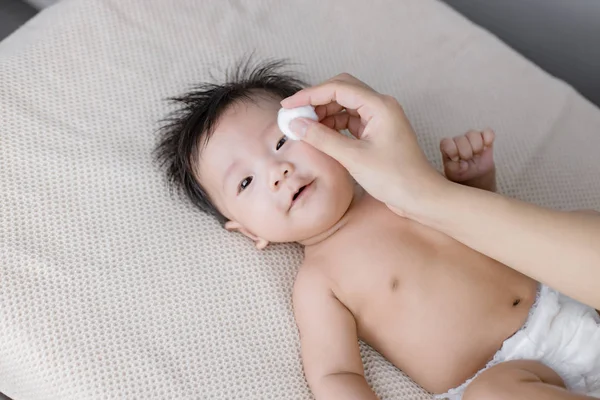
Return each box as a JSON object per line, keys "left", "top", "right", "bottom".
{"left": 197, "top": 96, "right": 355, "bottom": 245}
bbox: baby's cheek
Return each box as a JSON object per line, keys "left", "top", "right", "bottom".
{"left": 244, "top": 206, "right": 289, "bottom": 240}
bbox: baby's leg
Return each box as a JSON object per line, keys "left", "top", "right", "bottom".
{"left": 440, "top": 129, "right": 496, "bottom": 192}
{"left": 463, "top": 360, "right": 594, "bottom": 400}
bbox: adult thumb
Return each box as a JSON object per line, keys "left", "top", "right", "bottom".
{"left": 289, "top": 118, "right": 355, "bottom": 163}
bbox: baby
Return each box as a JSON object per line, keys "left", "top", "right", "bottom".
{"left": 155, "top": 60, "right": 600, "bottom": 400}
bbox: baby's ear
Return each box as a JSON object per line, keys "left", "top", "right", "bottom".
{"left": 224, "top": 221, "right": 269, "bottom": 250}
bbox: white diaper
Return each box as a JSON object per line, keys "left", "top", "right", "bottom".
{"left": 437, "top": 285, "right": 600, "bottom": 400}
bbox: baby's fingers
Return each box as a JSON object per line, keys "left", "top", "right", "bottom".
{"left": 454, "top": 135, "right": 473, "bottom": 160}
{"left": 444, "top": 159, "right": 469, "bottom": 174}
{"left": 440, "top": 138, "right": 459, "bottom": 162}
{"left": 466, "top": 130, "right": 484, "bottom": 154}
{"left": 482, "top": 129, "right": 496, "bottom": 148}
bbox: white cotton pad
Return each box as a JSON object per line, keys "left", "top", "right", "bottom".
{"left": 277, "top": 105, "right": 318, "bottom": 140}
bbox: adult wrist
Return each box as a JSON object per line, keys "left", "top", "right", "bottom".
{"left": 401, "top": 174, "right": 457, "bottom": 224}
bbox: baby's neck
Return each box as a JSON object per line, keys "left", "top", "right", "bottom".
{"left": 298, "top": 186, "right": 366, "bottom": 248}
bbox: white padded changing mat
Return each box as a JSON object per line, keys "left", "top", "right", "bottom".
{"left": 1, "top": 0, "right": 600, "bottom": 399}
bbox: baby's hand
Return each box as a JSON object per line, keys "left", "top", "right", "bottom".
{"left": 440, "top": 129, "right": 496, "bottom": 190}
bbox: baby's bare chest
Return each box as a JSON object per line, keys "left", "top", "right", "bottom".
{"left": 308, "top": 208, "right": 534, "bottom": 323}
{"left": 304, "top": 203, "right": 537, "bottom": 391}
{"left": 318, "top": 214, "right": 481, "bottom": 294}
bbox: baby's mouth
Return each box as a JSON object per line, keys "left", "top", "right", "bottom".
{"left": 293, "top": 185, "right": 307, "bottom": 201}
{"left": 289, "top": 181, "right": 314, "bottom": 210}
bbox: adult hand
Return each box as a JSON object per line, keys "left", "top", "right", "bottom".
{"left": 281, "top": 73, "right": 447, "bottom": 217}
{"left": 284, "top": 74, "right": 600, "bottom": 311}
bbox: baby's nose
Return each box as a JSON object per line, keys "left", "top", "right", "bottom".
{"left": 271, "top": 169, "right": 289, "bottom": 190}
{"left": 270, "top": 163, "right": 293, "bottom": 190}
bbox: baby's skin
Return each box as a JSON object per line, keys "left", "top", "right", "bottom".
{"left": 294, "top": 129, "right": 537, "bottom": 396}
{"left": 196, "top": 96, "right": 537, "bottom": 398}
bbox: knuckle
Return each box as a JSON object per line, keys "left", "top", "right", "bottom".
{"left": 380, "top": 95, "right": 406, "bottom": 119}
{"left": 381, "top": 94, "right": 401, "bottom": 109}
{"left": 330, "top": 72, "right": 353, "bottom": 85}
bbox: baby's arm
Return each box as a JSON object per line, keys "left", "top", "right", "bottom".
{"left": 440, "top": 129, "right": 497, "bottom": 192}
{"left": 293, "top": 264, "right": 379, "bottom": 400}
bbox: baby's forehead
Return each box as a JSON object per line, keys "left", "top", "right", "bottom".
{"left": 210, "top": 104, "right": 276, "bottom": 146}
{"left": 222, "top": 95, "right": 280, "bottom": 122}
{"left": 211, "top": 93, "right": 283, "bottom": 142}
{"left": 197, "top": 97, "right": 280, "bottom": 177}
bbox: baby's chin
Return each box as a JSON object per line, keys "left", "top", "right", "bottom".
{"left": 271, "top": 202, "right": 355, "bottom": 246}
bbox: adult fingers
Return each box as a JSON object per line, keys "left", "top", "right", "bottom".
{"left": 314, "top": 102, "right": 360, "bottom": 121}
{"left": 289, "top": 117, "right": 359, "bottom": 165}
{"left": 320, "top": 112, "right": 364, "bottom": 138}
{"left": 281, "top": 73, "right": 382, "bottom": 120}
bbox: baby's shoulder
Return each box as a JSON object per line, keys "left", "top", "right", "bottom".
{"left": 292, "top": 258, "right": 346, "bottom": 319}
{"left": 293, "top": 258, "right": 332, "bottom": 299}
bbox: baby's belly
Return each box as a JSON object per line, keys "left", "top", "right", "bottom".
{"left": 350, "top": 262, "right": 538, "bottom": 394}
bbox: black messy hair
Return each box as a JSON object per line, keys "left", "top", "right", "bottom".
{"left": 154, "top": 58, "right": 307, "bottom": 223}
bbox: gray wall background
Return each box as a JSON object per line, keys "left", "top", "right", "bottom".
{"left": 442, "top": 0, "right": 600, "bottom": 107}
{"left": 0, "top": 0, "right": 36, "bottom": 41}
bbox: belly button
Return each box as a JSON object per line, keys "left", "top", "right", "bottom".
{"left": 390, "top": 278, "right": 399, "bottom": 291}
{"left": 512, "top": 298, "right": 521, "bottom": 307}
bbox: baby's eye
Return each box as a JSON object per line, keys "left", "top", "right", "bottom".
{"left": 275, "top": 136, "right": 288, "bottom": 151}
{"left": 239, "top": 176, "right": 253, "bottom": 193}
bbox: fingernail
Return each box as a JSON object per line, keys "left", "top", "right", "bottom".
{"left": 289, "top": 118, "right": 309, "bottom": 138}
